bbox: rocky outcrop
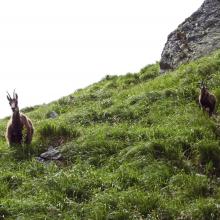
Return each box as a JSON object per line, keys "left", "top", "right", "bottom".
{"left": 160, "top": 0, "right": 220, "bottom": 72}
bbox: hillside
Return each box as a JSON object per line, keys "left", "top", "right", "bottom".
{"left": 1, "top": 51, "right": 220, "bottom": 219}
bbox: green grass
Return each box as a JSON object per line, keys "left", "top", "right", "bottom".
{"left": 1, "top": 51, "right": 220, "bottom": 219}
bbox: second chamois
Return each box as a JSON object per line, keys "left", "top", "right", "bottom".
{"left": 199, "top": 81, "right": 216, "bottom": 116}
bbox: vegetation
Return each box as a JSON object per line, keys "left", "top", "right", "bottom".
{"left": 1, "top": 51, "right": 220, "bottom": 219}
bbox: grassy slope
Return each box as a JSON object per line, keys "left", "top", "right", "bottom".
{"left": 1, "top": 51, "right": 220, "bottom": 219}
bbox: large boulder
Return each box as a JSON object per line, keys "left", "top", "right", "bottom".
{"left": 160, "top": 0, "right": 220, "bottom": 72}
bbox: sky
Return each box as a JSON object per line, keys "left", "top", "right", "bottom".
{"left": 0, "top": 0, "right": 204, "bottom": 118}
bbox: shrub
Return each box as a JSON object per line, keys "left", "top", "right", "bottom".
{"left": 117, "top": 167, "right": 140, "bottom": 189}
{"left": 103, "top": 74, "right": 118, "bottom": 81}
{"left": 10, "top": 143, "right": 37, "bottom": 160}
{"left": 120, "top": 73, "right": 140, "bottom": 87}
{"left": 196, "top": 58, "right": 220, "bottom": 78}
{"left": 178, "top": 86, "right": 197, "bottom": 101}
{"left": 100, "top": 98, "right": 113, "bottom": 108}
{"left": 139, "top": 64, "right": 160, "bottom": 81}
{"left": 2, "top": 174, "right": 23, "bottom": 190}
{"left": 146, "top": 91, "right": 162, "bottom": 102}
{"left": 37, "top": 120, "right": 81, "bottom": 148}
{"left": 214, "top": 88, "right": 220, "bottom": 109}
{"left": 38, "top": 121, "right": 76, "bottom": 138}
{"left": 127, "top": 95, "right": 144, "bottom": 105}
{"left": 122, "top": 144, "right": 150, "bottom": 161}
{"left": 189, "top": 199, "right": 220, "bottom": 220}
{"left": 148, "top": 142, "right": 166, "bottom": 159}
{"left": 0, "top": 205, "right": 10, "bottom": 219}
{"left": 168, "top": 173, "right": 212, "bottom": 199}
{"left": 198, "top": 141, "right": 220, "bottom": 175}
{"left": 171, "top": 137, "right": 193, "bottom": 159}
{"left": 65, "top": 185, "right": 92, "bottom": 203}
{"left": 163, "top": 89, "right": 178, "bottom": 98}
{"left": 21, "top": 105, "right": 40, "bottom": 113}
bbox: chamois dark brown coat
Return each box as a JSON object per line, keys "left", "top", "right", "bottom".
{"left": 6, "top": 91, "right": 34, "bottom": 146}
{"left": 199, "top": 82, "right": 216, "bottom": 116}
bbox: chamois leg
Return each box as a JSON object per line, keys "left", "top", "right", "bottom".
{"left": 7, "top": 134, "right": 13, "bottom": 146}
{"left": 209, "top": 106, "right": 215, "bottom": 117}
{"left": 6, "top": 125, "right": 13, "bottom": 146}
{"left": 21, "top": 116, "right": 34, "bottom": 145}
{"left": 25, "top": 127, "right": 32, "bottom": 144}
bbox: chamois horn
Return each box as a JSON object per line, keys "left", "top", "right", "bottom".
{"left": 6, "top": 91, "right": 12, "bottom": 100}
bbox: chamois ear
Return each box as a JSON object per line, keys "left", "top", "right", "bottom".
{"left": 203, "top": 80, "right": 208, "bottom": 89}
{"left": 13, "top": 89, "right": 18, "bottom": 100}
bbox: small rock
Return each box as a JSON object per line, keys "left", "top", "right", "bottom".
{"left": 40, "top": 146, "right": 62, "bottom": 160}
{"left": 49, "top": 111, "right": 58, "bottom": 119}
{"left": 36, "top": 157, "right": 45, "bottom": 163}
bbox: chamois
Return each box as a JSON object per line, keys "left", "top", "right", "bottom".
{"left": 199, "top": 81, "right": 216, "bottom": 116}
{"left": 6, "top": 91, "right": 34, "bottom": 146}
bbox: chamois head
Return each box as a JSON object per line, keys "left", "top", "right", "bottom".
{"left": 199, "top": 80, "right": 209, "bottom": 95}
{"left": 7, "top": 90, "right": 18, "bottom": 113}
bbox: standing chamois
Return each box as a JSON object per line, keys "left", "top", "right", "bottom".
{"left": 6, "top": 91, "right": 34, "bottom": 146}
{"left": 199, "top": 81, "right": 216, "bottom": 116}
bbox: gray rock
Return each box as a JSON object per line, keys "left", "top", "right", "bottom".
{"left": 49, "top": 111, "right": 58, "bottom": 119}
{"left": 40, "top": 146, "right": 62, "bottom": 160}
{"left": 160, "top": 0, "right": 220, "bottom": 72}
{"left": 36, "top": 156, "right": 46, "bottom": 163}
